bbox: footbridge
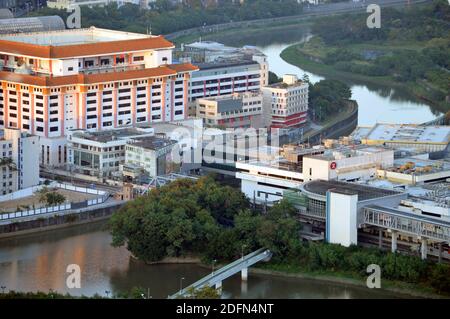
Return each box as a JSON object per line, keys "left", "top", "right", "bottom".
{"left": 360, "top": 205, "right": 450, "bottom": 260}
{"left": 169, "top": 248, "right": 272, "bottom": 299}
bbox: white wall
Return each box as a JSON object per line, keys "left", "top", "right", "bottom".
{"left": 327, "top": 191, "right": 358, "bottom": 247}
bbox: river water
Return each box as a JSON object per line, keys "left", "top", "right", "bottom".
{"left": 257, "top": 41, "right": 439, "bottom": 126}
{"left": 0, "top": 29, "right": 433, "bottom": 299}
{"left": 0, "top": 222, "right": 409, "bottom": 298}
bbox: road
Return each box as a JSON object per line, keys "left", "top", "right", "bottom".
{"left": 165, "top": 0, "right": 431, "bottom": 39}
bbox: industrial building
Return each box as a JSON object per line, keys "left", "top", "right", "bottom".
{"left": 352, "top": 124, "right": 450, "bottom": 153}
{"left": 0, "top": 27, "right": 198, "bottom": 167}
{"left": 0, "top": 128, "right": 39, "bottom": 194}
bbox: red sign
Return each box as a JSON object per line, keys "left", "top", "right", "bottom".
{"left": 330, "top": 162, "right": 337, "bottom": 170}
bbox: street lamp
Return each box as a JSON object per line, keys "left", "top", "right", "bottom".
{"left": 211, "top": 259, "right": 217, "bottom": 274}
{"left": 179, "top": 277, "right": 185, "bottom": 292}
{"left": 105, "top": 290, "right": 110, "bottom": 298}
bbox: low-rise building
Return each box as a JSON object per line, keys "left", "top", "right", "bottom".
{"left": 261, "top": 74, "right": 308, "bottom": 129}
{"left": 122, "top": 136, "right": 178, "bottom": 180}
{"left": 66, "top": 127, "right": 154, "bottom": 179}
{"left": 377, "top": 158, "right": 450, "bottom": 185}
{"left": 302, "top": 146, "right": 394, "bottom": 182}
{"left": 196, "top": 91, "right": 264, "bottom": 129}
{"left": 352, "top": 124, "right": 450, "bottom": 153}
{"left": 0, "top": 128, "right": 39, "bottom": 194}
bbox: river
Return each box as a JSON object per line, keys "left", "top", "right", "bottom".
{"left": 214, "top": 27, "right": 440, "bottom": 126}
{"left": 0, "top": 29, "right": 433, "bottom": 299}
{"left": 0, "top": 222, "right": 410, "bottom": 298}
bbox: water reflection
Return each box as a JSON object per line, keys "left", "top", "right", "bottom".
{"left": 0, "top": 222, "right": 411, "bottom": 298}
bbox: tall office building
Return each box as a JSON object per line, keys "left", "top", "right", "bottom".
{"left": 0, "top": 27, "right": 197, "bottom": 166}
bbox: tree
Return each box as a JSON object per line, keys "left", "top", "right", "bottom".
{"left": 429, "top": 263, "right": 450, "bottom": 294}
{"left": 37, "top": 187, "right": 66, "bottom": 207}
{"left": 445, "top": 111, "right": 450, "bottom": 125}
{"left": 184, "top": 286, "right": 220, "bottom": 299}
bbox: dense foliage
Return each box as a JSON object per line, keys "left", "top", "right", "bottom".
{"left": 307, "top": 0, "right": 449, "bottom": 107}
{"left": 292, "top": 243, "right": 450, "bottom": 294}
{"left": 110, "top": 177, "right": 301, "bottom": 263}
{"left": 30, "top": 0, "right": 303, "bottom": 35}
{"left": 308, "top": 79, "right": 352, "bottom": 122}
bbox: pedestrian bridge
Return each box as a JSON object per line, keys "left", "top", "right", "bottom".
{"left": 360, "top": 205, "right": 450, "bottom": 243}
{"left": 169, "top": 248, "right": 272, "bottom": 299}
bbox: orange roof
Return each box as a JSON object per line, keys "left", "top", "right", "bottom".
{"left": 168, "top": 63, "right": 199, "bottom": 72}
{"left": 0, "top": 63, "right": 198, "bottom": 87}
{"left": 0, "top": 36, "right": 174, "bottom": 59}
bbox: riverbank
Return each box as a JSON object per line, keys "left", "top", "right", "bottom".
{"left": 280, "top": 42, "right": 448, "bottom": 114}
{"left": 184, "top": 259, "right": 447, "bottom": 299}
{"left": 251, "top": 265, "right": 448, "bottom": 299}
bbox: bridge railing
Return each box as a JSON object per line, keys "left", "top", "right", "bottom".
{"left": 170, "top": 248, "right": 271, "bottom": 298}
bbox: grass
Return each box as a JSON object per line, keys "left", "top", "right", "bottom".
{"left": 280, "top": 40, "right": 449, "bottom": 113}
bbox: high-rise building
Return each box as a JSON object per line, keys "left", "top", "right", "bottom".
{"left": 0, "top": 128, "right": 39, "bottom": 194}
{"left": 262, "top": 74, "right": 309, "bottom": 129}
{"left": 0, "top": 27, "right": 198, "bottom": 167}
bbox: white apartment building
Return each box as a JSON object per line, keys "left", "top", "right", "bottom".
{"left": 196, "top": 91, "right": 264, "bottom": 129}
{"left": 0, "top": 27, "right": 197, "bottom": 167}
{"left": 0, "top": 128, "right": 39, "bottom": 194}
{"left": 261, "top": 74, "right": 309, "bottom": 129}
{"left": 66, "top": 127, "right": 154, "bottom": 179}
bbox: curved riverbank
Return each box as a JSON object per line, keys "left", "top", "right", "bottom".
{"left": 280, "top": 43, "right": 447, "bottom": 114}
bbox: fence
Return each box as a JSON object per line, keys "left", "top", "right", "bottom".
{"left": 0, "top": 182, "right": 109, "bottom": 221}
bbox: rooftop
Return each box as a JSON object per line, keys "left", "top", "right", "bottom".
{"left": 184, "top": 41, "right": 238, "bottom": 53}
{"left": 128, "top": 136, "right": 177, "bottom": 150}
{"left": 70, "top": 128, "right": 153, "bottom": 143}
{"left": 0, "top": 27, "right": 150, "bottom": 46}
{"left": 303, "top": 179, "right": 402, "bottom": 201}
{"left": 0, "top": 27, "right": 174, "bottom": 59}
{"left": 195, "top": 59, "right": 258, "bottom": 71}
{"left": 306, "top": 145, "right": 390, "bottom": 161}
{"left": 362, "top": 124, "right": 450, "bottom": 144}
{"left": 386, "top": 157, "right": 450, "bottom": 175}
